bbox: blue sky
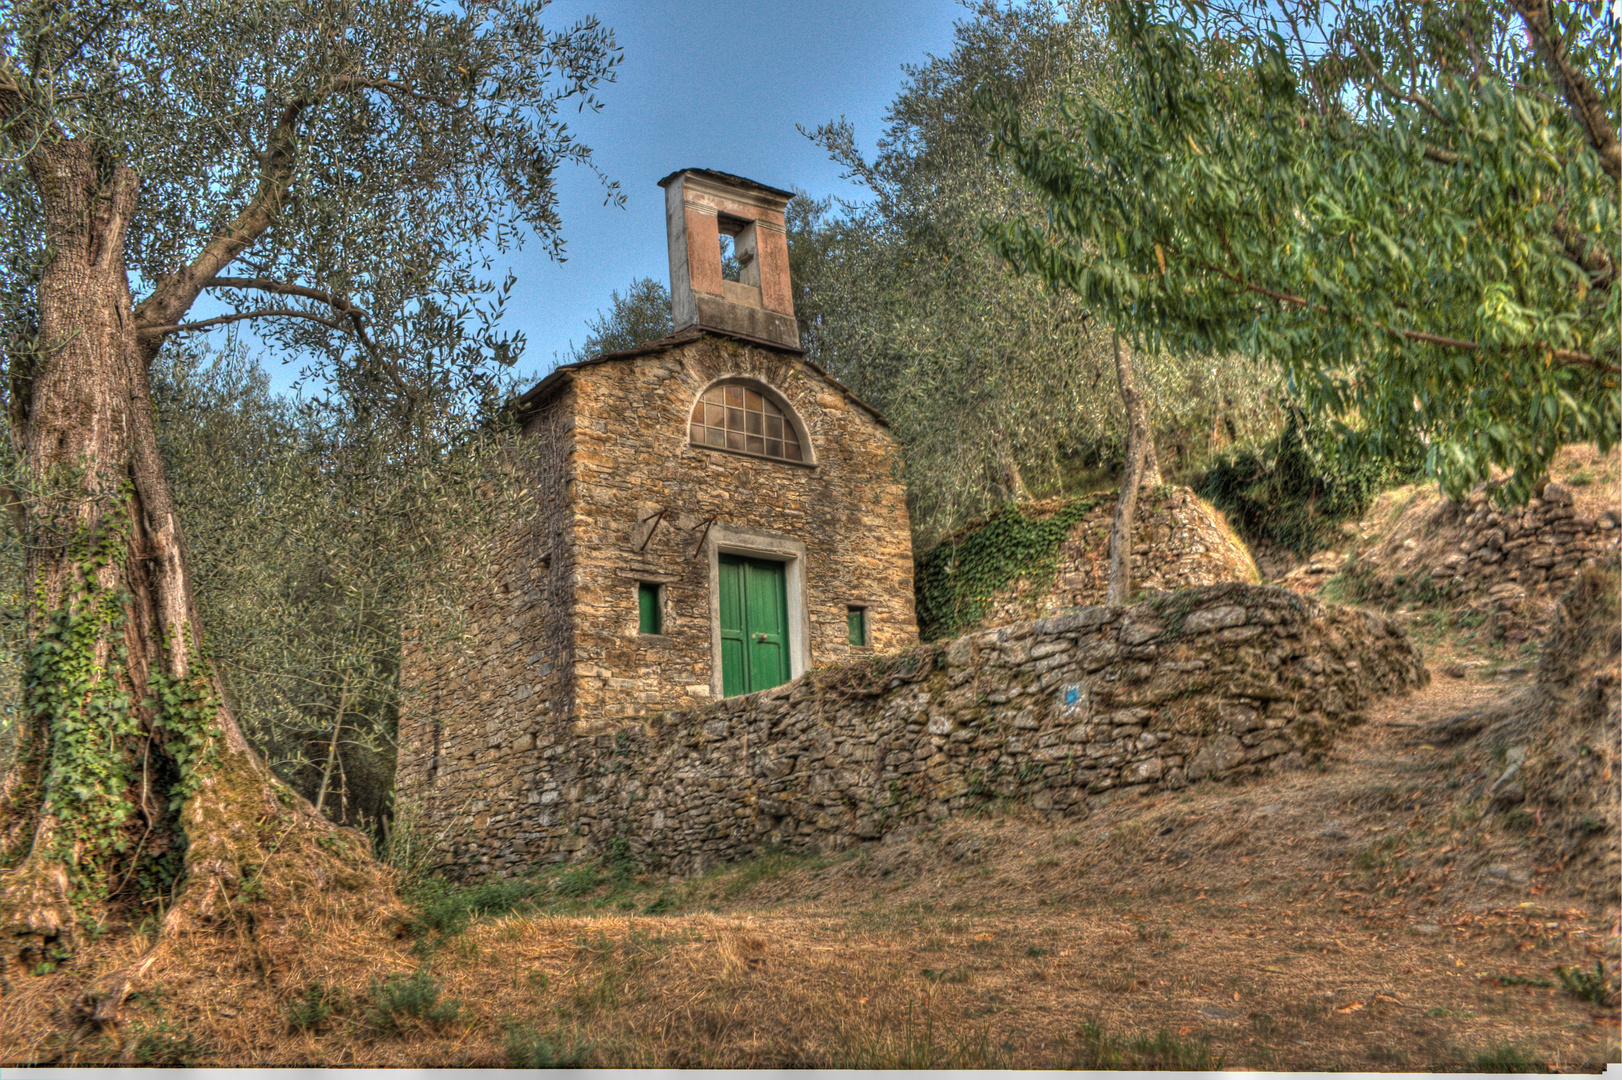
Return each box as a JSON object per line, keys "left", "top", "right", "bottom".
{"left": 491, "top": 0, "right": 967, "bottom": 379}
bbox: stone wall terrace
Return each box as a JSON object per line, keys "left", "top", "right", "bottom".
{"left": 414, "top": 584, "right": 1427, "bottom": 880}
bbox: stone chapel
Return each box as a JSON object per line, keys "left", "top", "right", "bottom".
{"left": 397, "top": 169, "right": 918, "bottom": 806}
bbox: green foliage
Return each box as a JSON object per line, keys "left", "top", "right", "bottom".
{"left": 1460, "top": 1041, "right": 1544, "bottom": 1073}
{"left": 131, "top": 1021, "right": 210, "bottom": 1066}
{"left": 554, "top": 863, "right": 604, "bottom": 898}
{"left": 793, "top": 4, "right": 1278, "bottom": 542}
{"left": 987, "top": 0, "right": 1619, "bottom": 506}
{"left": 914, "top": 495, "right": 1105, "bottom": 640}
{"left": 17, "top": 495, "right": 141, "bottom": 900}
{"left": 1196, "top": 413, "right": 1421, "bottom": 553}
{"left": 285, "top": 983, "right": 341, "bottom": 1032}
{"left": 505, "top": 1024, "right": 593, "bottom": 1068}
{"left": 567, "top": 277, "right": 673, "bottom": 361}
{"left": 1556, "top": 961, "right": 1616, "bottom": 1007}
{"left": 408, "top": 877, "right": 547, "bottom": 938}
{"left": 145, "top": 655, "right": 220, "bottom": 812}
{"left": 152, "top": 346, "right": 534, "bottom": 841}
{"left": 365, "top": 967, "right": 462, "bottom": 1032}
{"left": 1069, "top": 1019, "right": 1224, "bottom": 1071}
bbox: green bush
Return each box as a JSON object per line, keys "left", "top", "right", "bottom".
{"left": 1461, "top": 1041, "right": 1544, "bottom": 1073}
{"left": 365, "top": 968, "right": 462, "bottom": 1032}
{"left": 1070, "top": 1019, "right": 1224, "bottom": 1071}
{"left": 131, "top": 1021, "right": 210, "bottom": 1066}
{"left": 286, "top": 983, "right": 341, "bottom": 1032}
{"left": 410, "top": 877, "right": 546, "bottom": 937}
{"left": 1196, "top": 413, "right": 1420, "bottom": 555}
{"left": 554, "top": 863, "right": 603, "bottom": 898}
{"left": 505, "top": 1023, "right": 593, "bottom": 1067}
{"left": 1557, "top": 961, "right": 1616, "bottom": 1007}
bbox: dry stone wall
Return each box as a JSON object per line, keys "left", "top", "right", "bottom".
{"left": 975, "top": 488, "right": 1260, "bottom": 633}
{"left": 1285, "top": 477, "right": 1621, "bottom": 639}
{"left": 418, "top": 583, "right": 1426, "bottom": 880}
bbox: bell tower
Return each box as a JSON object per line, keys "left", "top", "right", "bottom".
{"left": 658, "top": 168, "right": 799, "bottom": 350}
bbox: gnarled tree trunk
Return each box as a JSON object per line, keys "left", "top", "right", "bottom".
{"left": 0, "top": 138, "right": 398, "bottom": 1003}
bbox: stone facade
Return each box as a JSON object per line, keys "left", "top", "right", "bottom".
{"left": 397, "top": 329, "right": 920, "bottom": 849}
{"left": 411, "top": 583, "right": 1425, "bottom": 880}
{"left": 974, "top": 488, "right": 1261, "bottom": 633}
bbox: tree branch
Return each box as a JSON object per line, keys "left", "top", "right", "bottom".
{"left": 1510, "top": 0, "right": 1620, "bottom": 181}
{"left": 0, "top": 57, "right": 68, "bottom": 155}
{"left": 1175, "top": 249, "right": 1619, "bottom": 374}
{"left": 203, "top": 277, "right": 378, "bottom": 354}
{"left": 137, "top": 308, "right": 354, "bottom": 338}
{"left": 131, "top": 72, "right": 456, "bottom": 359}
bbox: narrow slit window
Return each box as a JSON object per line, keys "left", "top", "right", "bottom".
{"left": 847, "top": 606, "right": 867, "bottom": 647}
{"left": 638, "top": 582, "right": 662, "bottom": 635}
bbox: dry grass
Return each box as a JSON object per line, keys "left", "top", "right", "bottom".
{"left": 2, "top": 642, "right": 1617, "bottom": 1068}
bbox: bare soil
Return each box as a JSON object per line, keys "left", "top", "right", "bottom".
{"left": 2, "top": 633, "right": 1616, "bottom": 1070}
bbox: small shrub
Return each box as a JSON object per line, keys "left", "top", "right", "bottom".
{"left": 286, "top": 983, "right": 340, "bottom": 1032}
{"left": 1070, "top": 1019, "right": 1223, "bottom": 1070}
{"left": 1196, "top": 412, "right": 1421, "bottom": 555}
{"left": 1557, "top": 962, "right": 1616, "bottom": 1007}
{"left": 410, "top": 877, "right": 545, "bottom": 937}
{"left": 505, "top": 1024, "right": 593, "bottom": 1067}
{"left": 1462, "top": 1041, "right": 1543, "bottom": 1073}
{"left": 605, "top": 835, "right": 636, "bottom": 882}
{"left": 366, "top": 968, "right": 462, "bottom": 1032}
{"left": 555, "top": 863, "right": 603, "bottom": 898}
{"left": 132, "top": 1021, "right": 209, "bottom": 1066}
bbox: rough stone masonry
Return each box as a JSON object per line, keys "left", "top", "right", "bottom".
{"left": 411, "top": 583, "right": 1427, "bottom": 879}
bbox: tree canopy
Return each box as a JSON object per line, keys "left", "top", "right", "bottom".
{"left": 0, "top": 0, "right": 622, "bottom": 975}
{"left": 566, "top": 276, "right": 674, "bottom": 362}
{"left": 987, "top": 0, "right": 1619, "bottom": 504}
{"left": 794, "top": 1, "right": 1278, "bottom": 541}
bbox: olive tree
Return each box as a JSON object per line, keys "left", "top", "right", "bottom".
{"left": 150, "top": 346, "right": 526, "bottom": 845}
{"left": 796, "top": 1, "right": 1277, "bottom": 545}
{"left": 987, "top": 0, "right": 1618, "bottom": 506}
{"left": 566, "top": 276, "right": 673, "bottom": 361}
{"left": 0, "top": 0, "right": 619, "bottom": 978}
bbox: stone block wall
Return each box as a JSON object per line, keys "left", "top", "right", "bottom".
{"left": 409, "top": 583, "right": 1426, "bottom": 880}
{"left": 1285, "top": 479, "right": 1622, "bottom": 636}
{"left": 976, "top": 488, "right": 1261, "bottom": 633}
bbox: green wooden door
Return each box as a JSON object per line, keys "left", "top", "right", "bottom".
{"left": 717, "top": 555, "right": 791, "bottom": 696}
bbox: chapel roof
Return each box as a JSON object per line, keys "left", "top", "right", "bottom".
{"left": 509, "top": 328, "right": 889, "bottom": 429}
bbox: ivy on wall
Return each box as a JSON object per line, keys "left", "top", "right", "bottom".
{"left": 914, "top": 495, "right": 1106, "bottom": 641}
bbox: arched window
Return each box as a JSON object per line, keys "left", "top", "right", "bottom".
{"left": 689, "top": 382, "right": 805, "bottom": 462}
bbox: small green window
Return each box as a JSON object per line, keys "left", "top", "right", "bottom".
{"left": 638, "top": 582, "right": 662, "bottom": 634}
{"left": 847, "top": 606, "right": 867, "bottom": 647}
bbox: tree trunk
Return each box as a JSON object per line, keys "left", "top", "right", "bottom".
{"left": 991, "top": 425, "right": 1031, "bottom": 503}
{"left": 1107, "top": 333, "right": 1155, "bottom": 605}
{"left": 0, "top": 138, "right": 398, "bottom": 997}
{"left": 315, "top": 671, "right": 353, "bottom": 817}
